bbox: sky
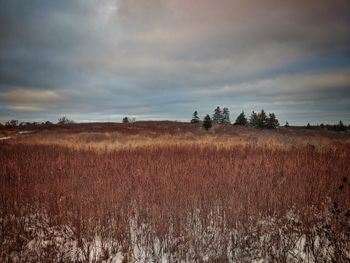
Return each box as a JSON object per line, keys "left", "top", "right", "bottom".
{"left": 0, "top": 0, "right": 349, "bottom": 125}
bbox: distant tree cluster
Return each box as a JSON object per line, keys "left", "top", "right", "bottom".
{"left": 306, "top": 121, "right": 347, "bottom": 131}
{"left": 122, "top": 116, "right": 136, "bottom": 123}
{"left": 190, "top": 106, "right": 231, "bottom": 130}
{"left": 2, "top": 119, "right": 48, "bottom": 128}
{"left": 249, "top": 110, "right": 279, "bottom": 129}
{"left": 0, "top": 119, "right": 60, "bottom": 128}
{"left": 5, "top": 119, "right": 18, "bottom": 127}
{"left": 190, "top": 107, "right": 280, "bottom": 131}
{"left": 212, "top": 106, "right": 231, "bottom": 124}
{"left": 57, "top": 116, "right": 74, "bottom": 125}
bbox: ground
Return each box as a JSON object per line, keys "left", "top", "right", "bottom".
{"left": 1, "top": 122, "right": 350, "bottom": 262}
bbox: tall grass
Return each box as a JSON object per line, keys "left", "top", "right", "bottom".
{"left": 1, "top": 142, "right": 349, "bottom": 226}
{"left": 1, "top": 132, "right": 350, "bottom": 261}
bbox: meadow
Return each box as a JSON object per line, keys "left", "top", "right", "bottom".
{"left": 1, "top": 122, "right": 350, "bottom": 262}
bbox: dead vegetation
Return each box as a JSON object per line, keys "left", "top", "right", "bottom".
{"left": 1, "top": 123, "right": 350, "bottom": 262}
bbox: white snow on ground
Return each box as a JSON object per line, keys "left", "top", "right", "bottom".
{"left": 1, "top": 206, "right": 349, "bottom": 262}
{"left": 0, "top": 130, "right": 35, "bottom": 141}
{"left": 19, "top": 130, "right": 34, "bottom": 135}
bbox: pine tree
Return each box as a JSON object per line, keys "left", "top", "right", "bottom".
{"left": 249, "top": 111, "right": 258, "bottom": 127}
{"left": 235, "top": 111, "right": 248, "bottom": 126}
{"left": 122, "top": 117, "right": 129, "bottom": 123}
{"left": 257, "top": 109, "right": 268, "bottom": 128}
{"left": 213, "top": 106, "right": 223, "bottom": 124}
{"left": 284, "top": 121, "right": 290, "bottom": 128}
{"left": 222, "top": 107, "right": 231, "bottom": 124}
{"left": 203, "top": 114, "right": 212, "bottom": 130}
{"left": 266, "top": 113, "right": 279, "bottom": 129}
{"left": 191, "top": 111, "right": 200, "bottom": 123}
{"left": 306, "top": 123, "right": 311, "bottom": 129}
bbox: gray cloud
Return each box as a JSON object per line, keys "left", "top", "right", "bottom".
{"left": 0, "top": 0, "right": 349, "bottom": 124}
{"left": 0, "top": 89, "right": 63, "bottom": 112}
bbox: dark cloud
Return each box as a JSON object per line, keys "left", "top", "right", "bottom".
{"left": 0, "top": 0, "right": 349, "bottom": 124}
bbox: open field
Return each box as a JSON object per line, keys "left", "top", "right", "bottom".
{"left": 1, "top": 122, "right": 350, "bottom": 262}
{"left": 2, "top": 121, "right": 350, "bottom": 150}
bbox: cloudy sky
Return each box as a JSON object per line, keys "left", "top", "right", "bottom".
{"left": 0, "top": 0, "right": 349, "bottom": 125}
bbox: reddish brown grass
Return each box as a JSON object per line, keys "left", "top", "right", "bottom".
{"left": 1, "top": 123, "right": 350, "bottom": 261}
{"left": 1, "top": 140, "right": 349, "bottom": 238}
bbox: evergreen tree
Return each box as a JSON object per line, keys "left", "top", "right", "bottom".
{"left": 122, "top": 117, "right": 129, "bottom": 123}
{"left": 266, "top": 113, "right": 279, "bottom": 129}
{"left": 284, "top": 121, "right": 290, "bottom": 128}
{"left": 257, "top": 109, "right": 268, "bottom": 128}
{"left": 306, "top": 123, "right": 311, "bottom": 129}
{"left": 190, "top": 111, "right": 200, "bottom": 123}
{"left": 222, "top": 107, "right": 231, "bottom": 124}
{"left": 249, "top": 111, "right": 258, "bottom": 127}
{"left": 203, "top": 114, "right": 212, "bottom": 131}
{"left": 235, "top": 111, "right": 248, "bottom": 126}
{"left": 212, "top": 106, "right": 223, "bottom": 123}
{"left": 320, "top": 123, "right": 325, "bottom": 129}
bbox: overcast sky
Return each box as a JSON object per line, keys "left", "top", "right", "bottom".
{"left": 0, "top": 0, "right": 349, "bottom": 125}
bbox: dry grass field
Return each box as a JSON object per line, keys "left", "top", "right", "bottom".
{"left": 1, "top": 122, "right": 350, "bottom": 262}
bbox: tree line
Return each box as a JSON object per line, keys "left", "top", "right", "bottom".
{"left": 0, "top": 113, "right": 347, "bottom": 132}
{"left": 191, "top": 107, "right": 280, "bottom": 130}
{"left": 191, "top": 107, "right": 347, "bottom": 132}
{"left": 305, "top": 121, "right": 347, "bottom": 132}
